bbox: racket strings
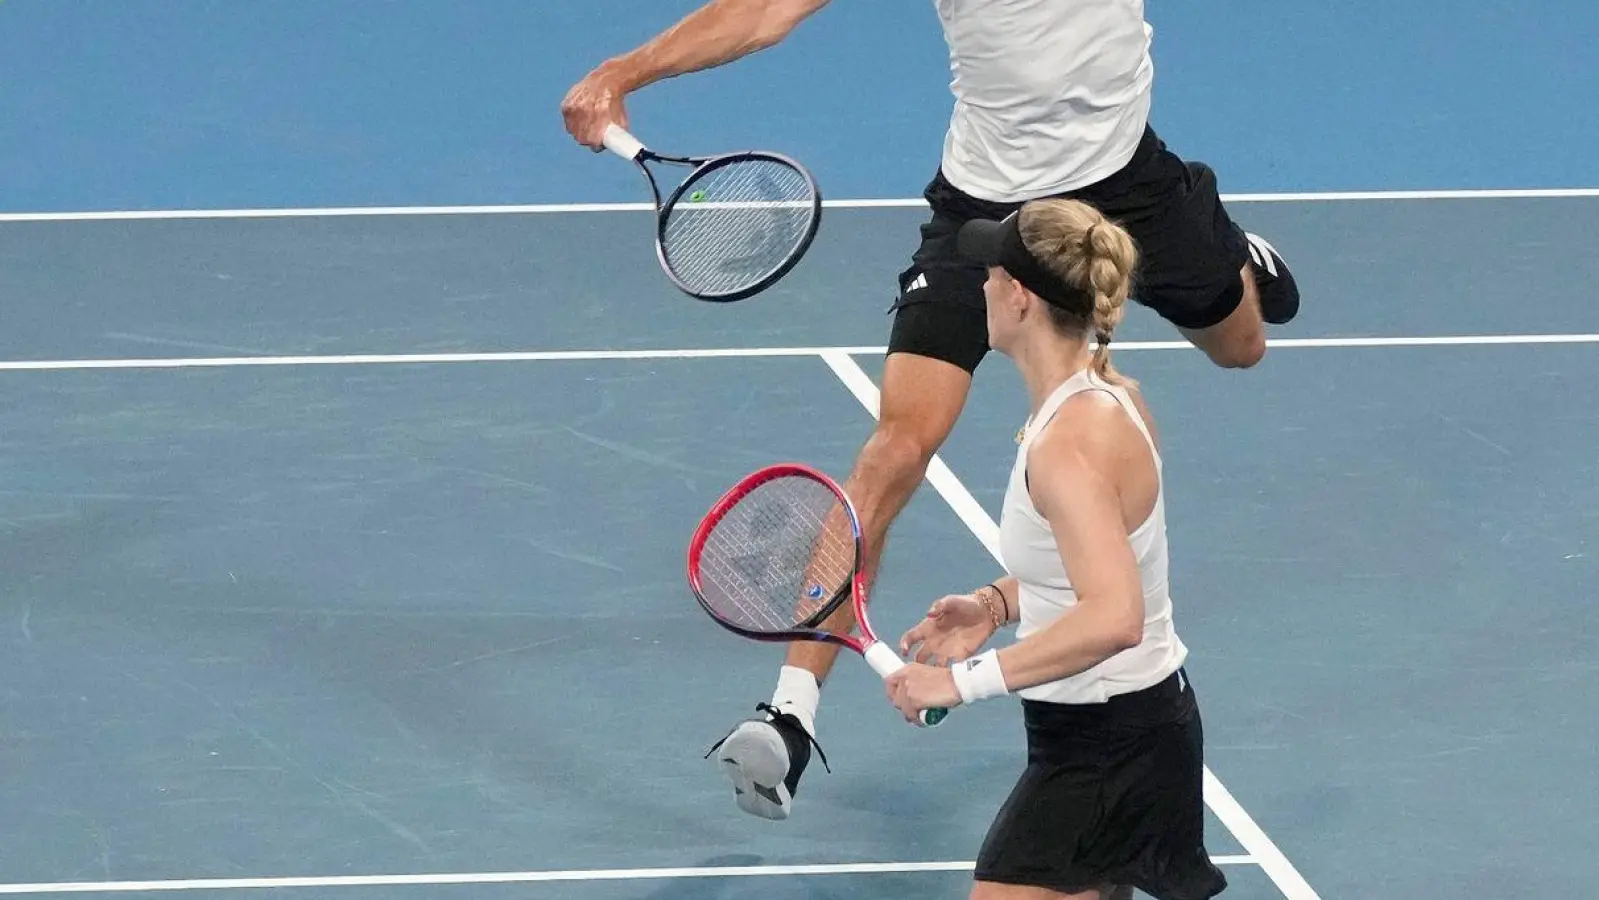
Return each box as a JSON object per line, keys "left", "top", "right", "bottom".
{"left": 661, "top": 159, "right": 817, "bottom": 296}
{"left": 696, "top": 477, "right": 856, "bottom": 633}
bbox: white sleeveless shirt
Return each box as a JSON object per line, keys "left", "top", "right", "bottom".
{"left": 998, "top": 369, "right": 1187, "bottom": 704}
{"left": 934, "top": 0, "right": 1155, "bottom": 202}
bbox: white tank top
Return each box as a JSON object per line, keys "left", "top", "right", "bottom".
{"left": 999, "top": 369, "right": 1187, "bottom": 704}
{"left": 934, "top": 0, "right": 1155, "bottom": 203}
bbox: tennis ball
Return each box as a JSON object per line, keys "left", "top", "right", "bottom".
{"left": 689, "top": 190, "right": 707, "bottom": 202}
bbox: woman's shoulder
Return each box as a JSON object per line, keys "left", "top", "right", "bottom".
{"left": 1043, "top": 381, "right": 1158, "bottom": 452}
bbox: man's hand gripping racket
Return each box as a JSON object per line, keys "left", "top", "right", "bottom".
{"left": 601, "top": 124, "right": 822, "bottom": 303}
{"left": 686, "top": 463, "right": 948, "bottom": 727}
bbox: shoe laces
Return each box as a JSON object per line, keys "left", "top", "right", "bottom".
{"left": 703, "top": 703, "right": 832, "bottom": 773}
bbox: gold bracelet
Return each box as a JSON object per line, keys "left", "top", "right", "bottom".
{"left": 975, "top": 583, "right": 1006, "bottom": 629}
{"left": 988, "top": 582, "right": 1012, "bottom": 624}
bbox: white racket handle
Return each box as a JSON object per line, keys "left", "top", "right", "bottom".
{"left": 864, "top": 640, "right": 949, "bottom": 727}
{"left": 602, "top": 124, "right": 646, "bottom": 161}
{"left": 862, "top": 641, "right": 906, "bottom": 678}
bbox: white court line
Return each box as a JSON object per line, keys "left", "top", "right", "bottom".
{"left": 0, "top": 857, "right": 1257, "bottom": 895}
{"left": 1, "top": 187, "right": 1597, "bottom": 221}
{"left": 818, "top": 350, "right": 1323, "bottom": 900}
{"left": 1217, "top": 187, "right": 1599, "bottom": 202}
{"left": 0, "top": 346, "right": 887, "bottom": 372}
{"left": 1, "top": 332, "right": 1596, "bottom": 373}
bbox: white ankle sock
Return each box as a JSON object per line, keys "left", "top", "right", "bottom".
{"left": 769, "top": 665, "right": 820, "bottom": 738}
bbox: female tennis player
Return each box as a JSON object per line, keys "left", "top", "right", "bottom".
{"left": 883, "top": 198, "right": 1227, "bottom": 900}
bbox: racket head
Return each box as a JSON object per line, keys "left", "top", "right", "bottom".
{"left": 686, "top": 463, "right": 865, "bottom": 645}
{"left": 655, "top": 152, "right": 822, "bottom": 302}
{"left": 685, "top": 463, "right": 950, "bottom": 729}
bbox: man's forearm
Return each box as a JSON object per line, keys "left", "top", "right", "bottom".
{"left": 598, "top": 0, "right": 822, "bottom": 92}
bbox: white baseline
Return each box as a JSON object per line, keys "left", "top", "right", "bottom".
{"left": 1, "top": 333, "right": 1595, "bottom": 374}
{"left": 1, "top": 187, "right": 1597, "bottom": 221}
{"left": 0, "top": 858, "right": 1257, "bottom": 895}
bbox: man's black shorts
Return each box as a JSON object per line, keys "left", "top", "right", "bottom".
{"left": 888, "top": 125, "right": 1252, "bottom": 374}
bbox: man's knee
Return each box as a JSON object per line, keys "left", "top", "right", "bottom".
{"left": 1205, "top": 328, "right": 1266, "bottom": 369}
{"left": 856, "top": 418, "right": 939, "bottom": 483}
{"left": 843, "top": 351, "right": 974, "bottom": 504}
{"left": 838, "top": 417, "right": 942, "bottom": 552}
{"left": 1182, "top": 268, "right": 1267, "bottom": 369}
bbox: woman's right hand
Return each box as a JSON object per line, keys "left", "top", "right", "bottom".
{"left": 898, "top": 593, "right": 998, "bottom": 666}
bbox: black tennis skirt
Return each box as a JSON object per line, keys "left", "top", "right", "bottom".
{"left": 973, "top": 668, "right": 1227, "bottom": 900}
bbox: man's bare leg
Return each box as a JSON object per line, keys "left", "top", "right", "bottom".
{"left": 709, "top": 351, "right": 975, "bottom": 819}
{"left": 1179, "top": 264, "right": 1267, "bottom": 369}
{"left": 1179, "top": 228, "right": 1300, "bottom": 369}
{"left": 782, "top": 352, "right": 974, "bottom": 684}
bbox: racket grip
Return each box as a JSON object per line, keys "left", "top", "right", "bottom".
{"left": 862, "top": 642, "right": 948, "bottom": 728}
{"left": 601, "top": 124, "right": 646, "bottom": 161}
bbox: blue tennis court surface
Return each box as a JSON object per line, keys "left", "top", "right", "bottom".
{"left": 3, "top": 4, "right": 1597, "bottom": 899}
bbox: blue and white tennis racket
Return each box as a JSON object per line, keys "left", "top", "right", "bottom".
{"left": 602, "top": 124, "right": 822, "bottom": 303}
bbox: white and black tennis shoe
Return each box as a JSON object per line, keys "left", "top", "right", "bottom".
{"left": 705, "top": 703, "right": 829, "bottom": 821}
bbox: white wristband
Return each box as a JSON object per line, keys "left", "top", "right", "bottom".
{"left": 950, "top": 649, "right": 1009, "bottom": 704}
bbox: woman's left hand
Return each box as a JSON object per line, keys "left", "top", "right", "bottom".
{"left": 884, "top": 662, "right": 962, "bottom": 725}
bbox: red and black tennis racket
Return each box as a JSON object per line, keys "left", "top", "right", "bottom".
{"left": 686, "top": 463, "right": 947, "bottom": 727}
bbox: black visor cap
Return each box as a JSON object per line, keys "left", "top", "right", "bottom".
{"left": 955, "top": 212, "right": 1094, "bottom": 311}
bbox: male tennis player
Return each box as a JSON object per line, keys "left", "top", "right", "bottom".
{"left": 562, "top": 0, "right": 1299, "bottom": 821}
